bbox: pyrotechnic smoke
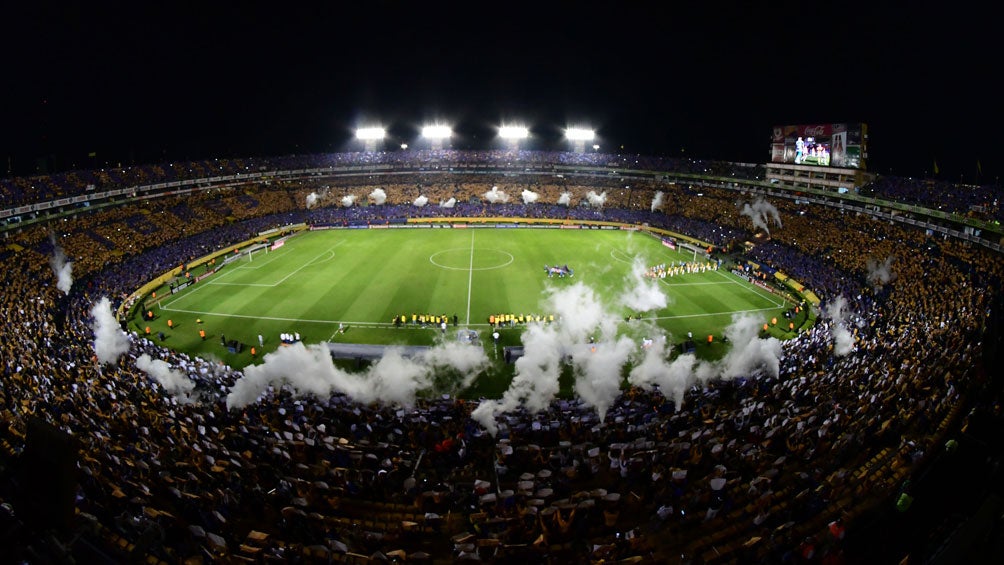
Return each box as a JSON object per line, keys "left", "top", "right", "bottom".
{"left": 521, "top": 189, "right": 539, "bottom": 204}
{"left": 627, "top": 313, "right": 785, "bottom": 415}
{"left": 368, "top": 188, "right": 387, "bottom": 205}
{"left": 473, "top": 280, "right": 662, "bottom": 434}
{"left": 740, "top": 197, "right": 782, "bottom": 235}
{"left": 49, "top": 233, "right": 73, "bottom": 294}
{"left": 628, "top": 338, "right": 696, "bottom": 409}
{"left": 557, "top": 192, "right": 572, "bottom": 206}
{"left": 91, "top": 297, "right": 131, "bottom": 365}
{"left": 440, "top": 197, "right": 456, "bottom": 208}
{"left": 136, "top": 353, "right": 195, "bottom": 396}
{"left": 651, "top": 191, "right": 665, "bottom": 212}
{"left": 225, "top": 340, "right": 489, "bottom": 410}
{"left": 711, "top": 313, "right": 784, "bottom": 381}
{"left": 620, "top": 258, "right": 669, "bottom": 312}
{"left": 585, "top": 190, "right": 607, "bottom": 208}
{"left": 341, "top": 194, "right": 357, "bottom": 207}
{"left": 866, "top": 256, "right": 896, "bottom": 287}
{"left": 306, "top": 192, "right": 319, "bottom": 209}
{"left": 484, "top": 186, "right": 509, "bottom": 204}
{"left": 824, "top": 296, "right": 855, "bottom": 356}
{"left": 414, "top": 195, "right": 429, "bottom": 207}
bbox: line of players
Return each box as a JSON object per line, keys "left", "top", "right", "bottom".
{"left": 645, "top": 260, "right": 719, "bottom": 279}
{"left": 488, "top": 313, "right": 555, "bottom": 327}
{"left": 392, "top": 314, "right": 458, "bottom": 327}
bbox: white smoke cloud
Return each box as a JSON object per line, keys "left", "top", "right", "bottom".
{"left": 572, "top": 335, "right": 636, "bottom": 422}
{"left": 440, "top": 197, "right": 456, "bottom": 208}
{"left": 471, "top": 282, "right": 625, "bottom": 435}
{"left": 620, "top": 258, "right": 669, "bottom": 312}
{"left": 484, "top": 186, "right": 509, "bottom": 204}
{"left": 225, "top": 340, "right": 489, "bottom": 410}
{"left": 585, "top": 190, "right": 607, "bottom": 208}
{"left": 414, "top": 195, "right": 429, "bottom": 207}
{"left": 49, "top": 233, "right": 73, "bottom": 295}
{"left": 557, "top": 192, "right": 572, "bottom": 206}
{"left": 341, "top": 194, "right": 357, "bottom": 207}
{"left": 632, "top": 313, "right": 783, "bottom": 412}
{"left": 651, "top": 191, "right": 665, "bottom": 212}
{"left": 91, "top": 297, "right": 131, "bottom": 366}
{"left": 368, "top": 188, "right": 387, "bottom": 205}
{"left": 136, "top": 353, "right": 195, "bottom": 396}
{"left": 521, "top": 189, "right": 539, "bottom": 204}
{"left": 740, "top": 197, "right": 782, "bottom": 235}
{"left": 866, "top": 256, "right": 896, "bottom": 287}
{"left": 628, "top": 338, "right": 696, "bottom": 409}
{"left": 306, "top": 192, "right": 319, "bottom": 209}
{"left": 712, "top": 313, "right": 784, "bottom": 381}
{"left": 824, "top": 296, "right": 855, "bottom": 356}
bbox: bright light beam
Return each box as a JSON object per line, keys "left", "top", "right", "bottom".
{"left": 565, "top": 127, "right": 595, "bottom": 141}
{"left": 421, "top": 125, "right": 453, "bottom": 139}
{"left": 499, "top": 125, "right": 529, "bottom": 139}
{"left": 355, "top": 127, "right": 386, "bottom": 140}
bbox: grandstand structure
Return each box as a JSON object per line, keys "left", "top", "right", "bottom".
{"left": 0, "top": 149, "right": 1002, "bottom": 563}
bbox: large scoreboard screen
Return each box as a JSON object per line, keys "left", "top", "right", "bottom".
{"left": 770, "top": 123, "right": 867, "bottom": 170}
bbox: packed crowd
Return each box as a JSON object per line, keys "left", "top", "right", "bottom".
{"left": 0, "top": 163, "right": 1001, "bottom": 564}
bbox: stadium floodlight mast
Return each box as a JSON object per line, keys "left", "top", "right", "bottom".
{"left": 355, "top": 127, "right": 386, "bottom": 152}
{"left": 565, "top": 127, "right": 596, "bottom": 153}
{"left": 421, "top": 124, "right": 452, "bottom": 150}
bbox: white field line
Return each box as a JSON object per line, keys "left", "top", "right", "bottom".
{"left": 209, "top": 241, "right": 344, "bottom": 287}
{"left": 710, "top": 268, "right": 787, "bottom": 307}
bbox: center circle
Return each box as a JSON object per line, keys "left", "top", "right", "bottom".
{"left": 429, "top": 248, "right": 514, "bottom": 271}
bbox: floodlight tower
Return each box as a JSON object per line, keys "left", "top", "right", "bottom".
{"left": 565, "top": 127, "right": 595, "bottom": 154}
{"left": 499, "top": 125, "right": 529, "bottom": 150}
{"left": 355, "top": 127, "right": 386, "bottom": 152}
{"left": 421, "top": 125, "right": 452, "bottom": 150}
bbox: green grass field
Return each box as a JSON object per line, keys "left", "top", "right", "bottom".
{"left": 140, "top": 227, "right": 792, "bottom": 396}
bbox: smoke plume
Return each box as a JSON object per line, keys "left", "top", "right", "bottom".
{"left": 866, "top": 256, "right": 896, "bottom": 287}
{"left": 414, "top": 195, "right": 429, "bottom": 207}
{"left": 740, "top": 197, "right": 782, "bottom": 235}
{"left": 136, "top": 353, "right": 196, "bottom": 396}
{"left": 651, "top": 191, "right": 665, "bottom": 212}
{"left": 91, "top": 297, "right": 131, "bottom": 365}
{"left": 484, "top": 186, "right": 509, "bottom": 204}
{"left": 557, "top": 192, "right": 572, "bottom": 206}
{"left": 341, "top": 194, "right": 357, "bottom": 207}
{"left": 306, "top": 192, "right": 319, "bottom": 209}
{"left": 824, "top": 296, "right": 855, "bottom": 356}
{"left": 585, "top": 190, "right": 607, "bottom": 208}
{"left": 440, "top": 197, "right": 456, "bottom": 208}
{"left": 225, "top": 340, "right": 489, "bottom": 410}
{"left": 368, "top": 188, "right": 387, "bottom": 205}
{"left": 620, "top": 258, "right": 669, "bottom": 312}
{"left": 49, "top": 234, "right": 73, "bottom": 294}
{"left": 521, "top": 189, "right": 539, "bottom": 204}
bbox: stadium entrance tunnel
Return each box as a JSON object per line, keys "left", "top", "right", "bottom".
{"left": 326, "top": 342, "right": 432, "bottom": 361}
{"left": 503, "top": 346, "right": 524, "bottom": 364}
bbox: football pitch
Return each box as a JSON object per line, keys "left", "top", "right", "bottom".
{"left": 145, "top": 228, "right": 792, "bottom": 395}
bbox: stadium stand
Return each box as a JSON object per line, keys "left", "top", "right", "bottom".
{"left": 0, "top": 150, "right": 1002, "bottom": 563}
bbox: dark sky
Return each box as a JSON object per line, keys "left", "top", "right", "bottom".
{"left": 3, "top": 3, "right": 1000, "bottom": 181}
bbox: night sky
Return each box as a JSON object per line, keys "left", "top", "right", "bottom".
{"left": 3, "top": 3, "right": 1000, "bottom": 181}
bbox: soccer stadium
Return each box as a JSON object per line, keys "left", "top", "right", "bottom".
{"left": 1, "top": 132, "right": 1002, "bottom": 565}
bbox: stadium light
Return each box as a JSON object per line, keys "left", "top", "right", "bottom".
{"left": 499, "top": 125, "right": 529, "bottom": 140}
{"left": 355, "top": 127, "right": 386, "bottom": 140}
{"left": 565, "top": 127, "right": 595, "bottom": 141}
{"left": 421, "top": 125, "right": 452, "bottom": 139}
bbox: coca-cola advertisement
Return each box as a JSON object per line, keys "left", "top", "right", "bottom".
{"left": 770, "top": 123, "right": 866, "bottom": 169}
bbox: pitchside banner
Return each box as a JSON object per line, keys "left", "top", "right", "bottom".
{"left": 770, "top": 123, "right": 867, "bottom": 170}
